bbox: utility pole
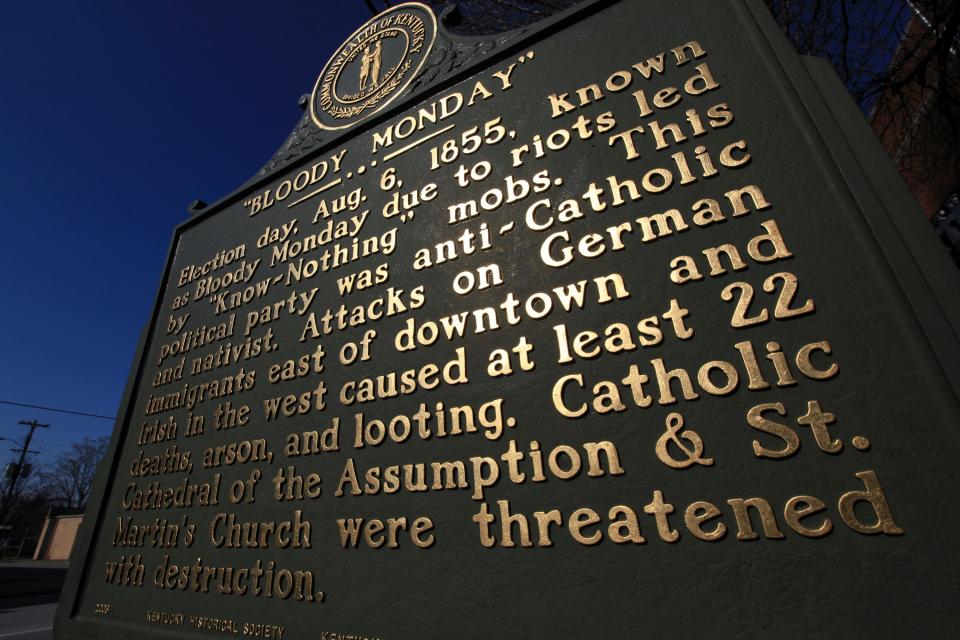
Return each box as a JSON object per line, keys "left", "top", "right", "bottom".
{"left": 0, "top": 420, "right": 48, "bottom": 526}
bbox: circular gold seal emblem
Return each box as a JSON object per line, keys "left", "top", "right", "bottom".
{"left": 309, "top": 2, "right": 437, "bottom": 131}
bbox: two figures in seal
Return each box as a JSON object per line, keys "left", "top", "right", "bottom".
{"left": 359, "top": 40, "right": 382, "bottom": 91}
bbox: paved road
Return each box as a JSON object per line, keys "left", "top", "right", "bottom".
{"left": 0, "top": 602, "right": 55, "bottom": 640}
{"left": 0, "top": 562, "right": 66, "bottom": 640}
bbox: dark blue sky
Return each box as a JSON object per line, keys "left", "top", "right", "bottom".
{"left": 0, "top": 1, "right": 372, "bottom": 467}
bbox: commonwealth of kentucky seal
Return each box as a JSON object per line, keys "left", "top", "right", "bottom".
{"left": 309, "top": 2, "right": 437, "bottom": 131}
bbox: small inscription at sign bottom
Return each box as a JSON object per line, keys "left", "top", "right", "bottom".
{"left": 144, "top": 610, "right": 289, "bottom": 640}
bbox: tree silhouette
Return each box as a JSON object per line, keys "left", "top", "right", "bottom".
{"left": 41, "top": 436, "right": 109, "bottom": 509}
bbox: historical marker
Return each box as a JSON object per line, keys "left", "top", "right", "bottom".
{"left": 57, "top": 1, "right": 960, "bottom": 638}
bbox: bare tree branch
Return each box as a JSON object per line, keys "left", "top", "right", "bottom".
{"left": 40, "top": 437, "right": 108, "bottom": 509}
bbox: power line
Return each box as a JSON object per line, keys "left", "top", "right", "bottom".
{"left": 0, "top": 400, "right": 115, "bottom": 421}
